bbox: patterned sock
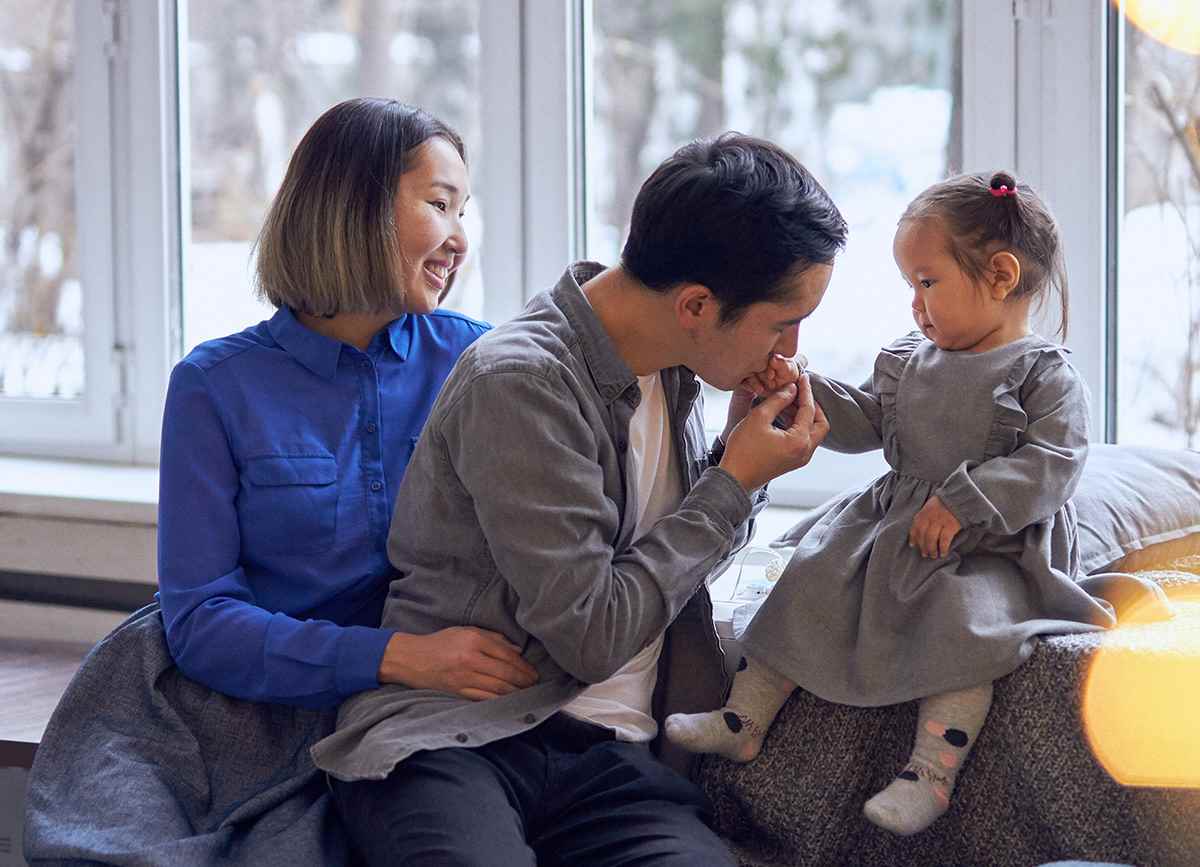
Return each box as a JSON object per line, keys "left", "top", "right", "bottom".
{"left": 664, "top": 655, "right": 794, "bottom": 762}
{"left": 863, "top": 682, "right": 994, "bottom": 835}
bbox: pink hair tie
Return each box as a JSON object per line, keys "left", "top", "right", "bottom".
{"left": 990, "top": 184, "right": 1016, "bottom": 198}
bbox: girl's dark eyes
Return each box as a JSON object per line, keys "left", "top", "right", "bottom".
{"left": 430, "top": 201, "right": 448, "bottom": 212}
{"left": 919, "top": 279, "right": 934, "bottom": 289}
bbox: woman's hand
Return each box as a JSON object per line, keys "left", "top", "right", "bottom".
{"left": 378, "top": 627, "right": 539, "bottom": 700}
{"left": 908, "top": 495, "right": 962, "bottom": 559}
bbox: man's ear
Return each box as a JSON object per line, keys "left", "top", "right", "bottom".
{"left": 988, "top": 251, "right": 1021, "bottom": 301}
{"left": 674, "top": 283, "right": 719, "bottom": 333}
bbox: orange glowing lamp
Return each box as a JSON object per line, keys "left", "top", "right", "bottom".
{"left": 1115, "top": 0, "right": 1200, "bottom": 55}
{"left": 1082, "top": 593, "right": 1200, "bottom": 788}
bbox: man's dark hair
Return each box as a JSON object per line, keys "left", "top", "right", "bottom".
{"left": 621, "top": 132, "right": 848, "bottom": 323}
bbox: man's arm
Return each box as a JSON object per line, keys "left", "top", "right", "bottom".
{"left": 440, "top": 368, "right": 754, "bottom": 684}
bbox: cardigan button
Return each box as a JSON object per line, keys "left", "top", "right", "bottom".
{"left": 523, "top": 714, "right": 537, "bottom": 724}
{"left": 455, "top": 733, "right": 468, "bottom": 743}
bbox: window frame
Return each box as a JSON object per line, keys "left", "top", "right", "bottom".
{"left": 0, "top": 0, "right": 125, "bottom": 459}
{"left": 1, "top": 0, "right": 532, "bottom": 463}
{"left": 1, "top": 0, "right": 1116, "bottom": 490}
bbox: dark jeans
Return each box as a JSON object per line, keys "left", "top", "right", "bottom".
{"left": 331, "top": 712, "right": 736, "bottom": 867}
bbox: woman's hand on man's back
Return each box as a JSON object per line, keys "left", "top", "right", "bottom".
{"left": 379, "top": 627, "right": 539, "bottom": 700}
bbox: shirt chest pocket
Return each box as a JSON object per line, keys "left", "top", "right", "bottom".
{"left": 239, "top": 455, "right": 339, "bottom": 555}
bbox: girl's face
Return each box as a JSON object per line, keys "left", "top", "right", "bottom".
{"left": 393, "top": 136, "right": 470, "bottom": 314}
{"left": 893, "top": 218, "right": 1021, "bottom": 353}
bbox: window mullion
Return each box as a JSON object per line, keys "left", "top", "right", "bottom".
{"left": 119, "top": 0, "right": 179, "bottom": 464}
{"left": 522, "top": 0, "right": 586, "bottom": 300}
{"left": 961, "top": 1, "right": 1017, "bottom": 172}
{"left": 478, "top": 0, "right": 526, "bottom": 324}
{"left": 1014, "top": 0, "right": 1108, "bottom": 441}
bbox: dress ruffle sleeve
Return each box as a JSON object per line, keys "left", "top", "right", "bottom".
{"left": 872, "top": 331, "right": 925, "bottom": 463}
{"left": 935, "top": 347, "right": 1090, "bottom": 535}
{"left": 809, "top": 332, "right": 925, "bottom": 456}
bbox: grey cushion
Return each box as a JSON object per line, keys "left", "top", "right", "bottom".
{"left": 1075, "top": 444, "right": 1200, "bottom": 573}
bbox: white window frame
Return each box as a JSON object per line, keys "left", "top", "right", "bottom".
{"left": 2, "top": 0, "right": 1112, "bottom": 494}
{"left": 1012, "top": 0, "right": 1109, "bottom": 443}
{"left": 0, "top": 0, "right": 177, "bottom": 463}
{"left": 0, "top": 1, "right": 124, "bottom": 459}
{"left": 3, "top": 0, "right": 529, "bottom": 464}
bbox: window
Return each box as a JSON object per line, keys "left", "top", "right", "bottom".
{"left": 0, "top": 1, "right": 122, "bottom": 456}
{"left": 1112, "top": 3, "right": 1200, "bottom": 448}
{"left": 0, "top": 1, "right": 83, "bottom": 400}
{"left": 586, "top": 0, "right": 965, "bottom": 504}
{"left": 181, "top": 0, "right": 487, "bottom": 351}
{"left": 1, "top": 0, "right": 1172, "bottom": 491}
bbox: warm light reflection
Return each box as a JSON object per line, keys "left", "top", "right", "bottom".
{"left": 1082, "top": 593, "right": 1200, "bottom": 788}
{"left": 1116, "top": 0, "right": 1200, "bottom": 55}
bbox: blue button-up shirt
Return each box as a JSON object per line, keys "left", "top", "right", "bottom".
{"left": 157, "top": 306, "right": 488, "bottom": 708}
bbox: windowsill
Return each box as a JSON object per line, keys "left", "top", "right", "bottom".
{"left": 0, "top": 456, "right": 158, "bottom": 525}
{"left": 0, "top": 456, "right": 810, "bottom": 536}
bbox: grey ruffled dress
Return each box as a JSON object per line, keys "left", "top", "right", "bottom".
{"left": 740, "top": 332, "right": 1119, "bottom": 707}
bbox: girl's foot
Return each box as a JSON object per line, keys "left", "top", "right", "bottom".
{"left": 664, "top": 707, "right": 768, "bottom": 762}
{"left": 862, "top": 682, "right": 994, "bottom": 836}
{"left": 664, "top": 655, "right": 794, "bottom": 762}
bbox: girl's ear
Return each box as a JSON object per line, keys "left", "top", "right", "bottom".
{"left": 988, "top": 251, "right": 1021, "bottom": 300}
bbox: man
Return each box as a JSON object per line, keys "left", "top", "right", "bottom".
{"left": 312, "top": 132, "right": 848, "bottom": 865}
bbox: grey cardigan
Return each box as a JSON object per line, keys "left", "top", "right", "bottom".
{"left": 312, "top": 262, "right": 765, "bottom": 781}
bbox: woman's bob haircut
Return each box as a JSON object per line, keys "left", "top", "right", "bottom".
{"left": 253, "top": 98, "right": 465, "bottom": 317}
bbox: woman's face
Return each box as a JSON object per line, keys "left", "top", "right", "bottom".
{"left": 393, "top": 136, "right": 470, "bottom": 314}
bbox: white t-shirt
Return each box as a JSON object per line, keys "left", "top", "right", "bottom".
{"left": 561, "top": 371, "right": 683, "bottom": 741}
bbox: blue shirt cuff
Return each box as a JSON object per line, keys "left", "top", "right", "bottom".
{"left": 335, "top": 625, "right": 394, "bottom": 697}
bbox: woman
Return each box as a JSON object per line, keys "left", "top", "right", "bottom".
{"left": 25, "top": 98, "right": 535, "bottom": 865}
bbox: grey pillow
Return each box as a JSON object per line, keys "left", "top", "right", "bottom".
{"left": 1075, "top": 444, "right": 1200, "bottom": 573}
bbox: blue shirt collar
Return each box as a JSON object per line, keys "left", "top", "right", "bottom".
{"left": 267, "top": 307, "right": 411, "bottom": 380}
{"left": 386, "top": 315, "right": 413, "bottom": 361}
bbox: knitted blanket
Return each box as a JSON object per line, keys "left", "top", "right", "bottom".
{"left": 22, "top": 605, "right": 354, "bottom": 866}
{"left": 698, "top": 559, "right": 1200, "bottom": 867}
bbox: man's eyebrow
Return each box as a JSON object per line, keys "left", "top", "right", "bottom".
{"left": 779, "top": 313, "right": 811, "bottom": 327}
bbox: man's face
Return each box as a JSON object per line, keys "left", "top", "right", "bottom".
{"left": 691, "top": 263, "right": 833, "bottom": 391}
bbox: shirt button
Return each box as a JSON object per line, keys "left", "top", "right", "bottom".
{"left": 616, "top": 437, "right": 628, "bottom": 453}
{"left": 370, "top": 480, "right": 383, "bottom": 492}
{"left": 455, "top": 733, "right": 468, "bottom": 743}
{"left": 366, "top": 422, "right": 377, "bottom": 434}
{"left": 523, "top": 714, "right": 537, "bottom": 725}
{"left": 360, "top": 359, "right": 371, "bottom": 369}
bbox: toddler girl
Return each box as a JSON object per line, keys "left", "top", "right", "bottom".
{"left": 668, "top": 171, "right": 1133, "bottom": 836}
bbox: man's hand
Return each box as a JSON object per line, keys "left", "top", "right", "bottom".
{"left": 723, "top": 353, "right": 807, "bottom": 442}
{"left": 908, "top": 495, "right": 962, "bottom": 559}
{"left": 378, "top": 627, "right": 539, "bottom": 700}
{"left": 719, "top": 373, "right": 829, "bottom": 492}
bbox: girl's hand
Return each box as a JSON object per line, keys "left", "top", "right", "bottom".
{"left": 742, "top": 353, "right": 805, "bottom": 398}
{"left": 723, "top": 353, "right": 807, "bottom": 442}
{"left": 378, "top": 627, "right": 539, "bottom": 700}
{"left": 908, "top": 495, "right": 962, "bottom": 559}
